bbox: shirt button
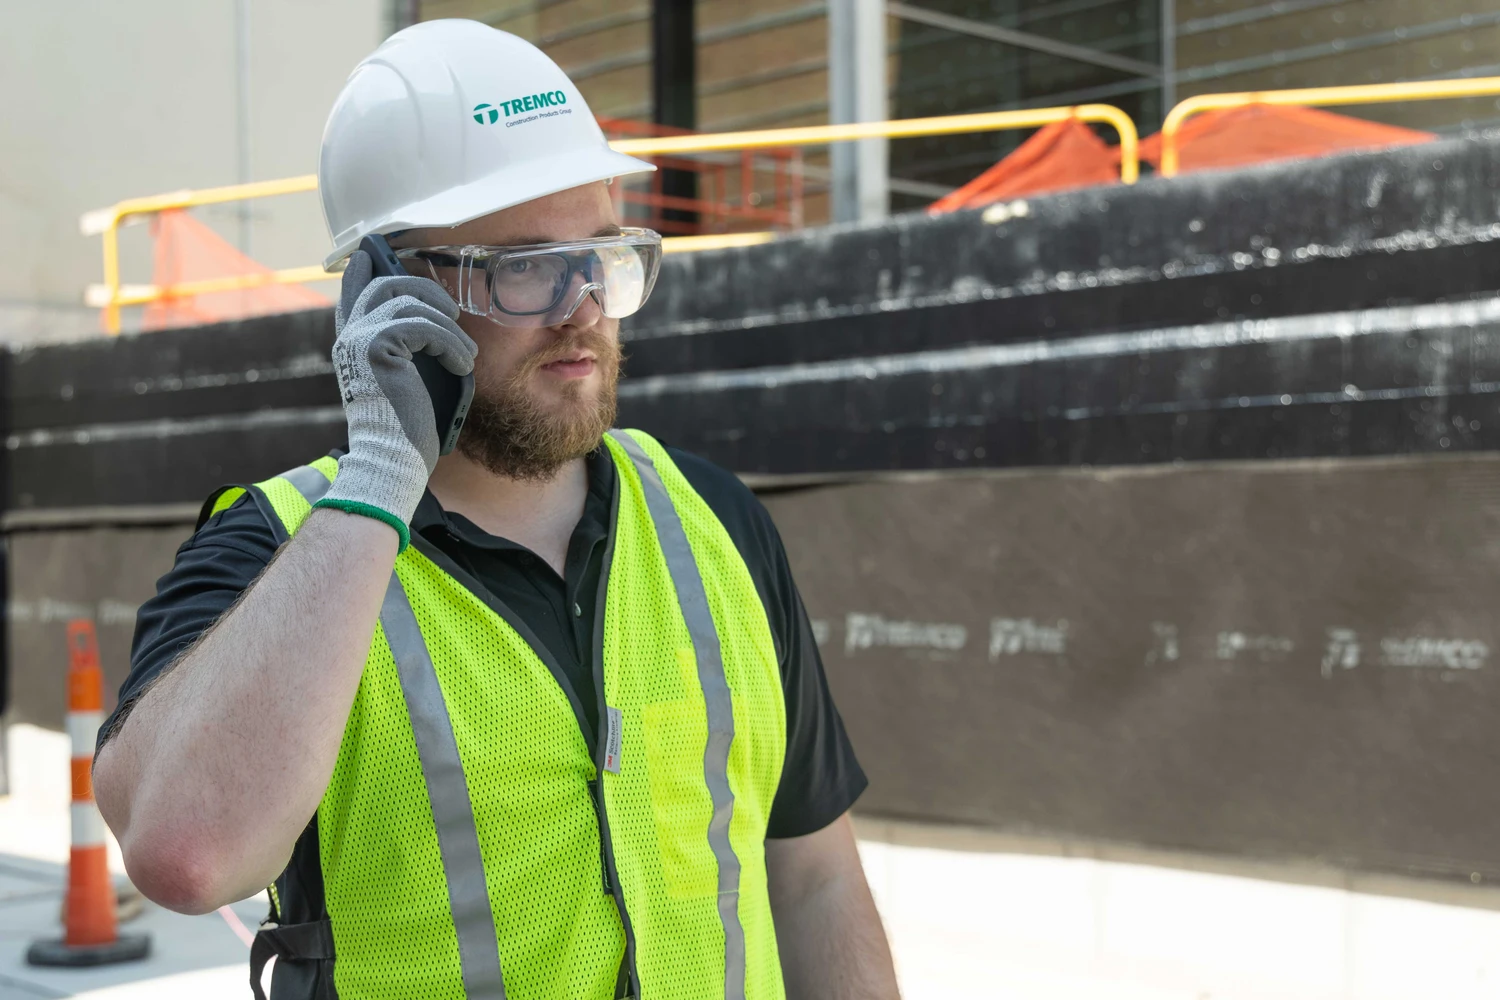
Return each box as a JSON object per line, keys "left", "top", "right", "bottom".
{"left": 573, "top": 603, "right": 583, "bottom": 618}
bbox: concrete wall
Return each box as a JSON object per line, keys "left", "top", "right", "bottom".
{"left": 0, "top": 0, "right": 387, "bottom": 344}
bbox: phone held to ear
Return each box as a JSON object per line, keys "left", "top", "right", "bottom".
{"left": 358, "top": 233, "right": 475, "bottom": 456}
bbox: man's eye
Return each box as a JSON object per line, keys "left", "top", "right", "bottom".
{"left": 504, "top": 259, "right": 533, "bottom": 275}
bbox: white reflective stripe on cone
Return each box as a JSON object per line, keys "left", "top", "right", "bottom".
{"left": 67, "top": 711, "right": 103, "bottom": 755}
{"left": 71, "top": 802, "right": 107, "bottom": 847}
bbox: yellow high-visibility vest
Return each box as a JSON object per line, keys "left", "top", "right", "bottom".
{"left": 228, "top": 430, "right": 787, "bottom": 1000}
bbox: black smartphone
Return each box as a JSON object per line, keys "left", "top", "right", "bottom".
{"left": 358, "top": 233, "right": 475, "bottom": 456}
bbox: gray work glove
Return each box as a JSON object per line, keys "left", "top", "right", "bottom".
{"left": 312, "top": 250, "right": 477, "bottom": 551}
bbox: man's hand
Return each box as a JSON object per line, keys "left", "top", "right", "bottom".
{"left": 318, "top": 249, "right": 477, "bottom": 547}
{"left": 766, "top": 813, "right": 902, "bottom": 999}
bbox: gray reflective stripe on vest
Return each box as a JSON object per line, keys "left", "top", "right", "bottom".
{"left": 283, "top": 464, "right": 334, "bottom": 504}
{"left": 282, "top": 461, "right": 505, "bottom": 995}
{"left": 608, "top": 430, "right": 746, "bottom": 1000}
{"left": 380, "top": 571, "right": 507, "bottom": 999}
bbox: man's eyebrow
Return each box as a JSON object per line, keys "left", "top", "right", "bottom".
{"left": 501, "top": 224, "right": 624, "bottom": 246}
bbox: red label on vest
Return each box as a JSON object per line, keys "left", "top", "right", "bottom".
{"left": 604, "top": 706, "right": 623, "bottom": 774}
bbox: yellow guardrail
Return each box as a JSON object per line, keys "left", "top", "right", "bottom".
{"left": 609, "top": 104, "right": 1139, "bottom": 167}
{"left": 82, "top": 175, "right": 320, "bottom": 334}
{"left": 83, "top": 105, "right": 1138, "bottom": 334}
{"left": 83, "top": 266, "right": 331, "bottom": 310}
{"left": 1159, "top": 76, "right": 1500, "bottom": 177}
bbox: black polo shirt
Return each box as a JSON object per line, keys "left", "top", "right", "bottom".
{"left": 101, "top": 444, "right": 865, "bottom": 841}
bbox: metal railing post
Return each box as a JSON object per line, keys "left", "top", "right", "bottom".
{"left": 101, "top": 216, "right": 123, "bottom": 336}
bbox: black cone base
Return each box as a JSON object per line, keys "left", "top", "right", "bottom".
{"left": 25, "top": 932, "right": 152, "bottom": 967}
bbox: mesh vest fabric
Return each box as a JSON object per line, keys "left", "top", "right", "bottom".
{"left": 245, "top": 433, "right": 786, "bottom": 1000}
{"left": 599, "top": 432, "right": 787, "bottom": 1000}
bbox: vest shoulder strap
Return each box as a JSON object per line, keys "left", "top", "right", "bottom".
{"left": 604, "top": 428, "right": 676, "bottom": 485}
{"left": 196, "top": 457, "right": 338, "bottom": 540}
{"left": 197, "top": 485, "right": 248, "bottom": 530}
{"left": 250, "top": 457, "right": 340, "bottom": 539}
{"left": 604, "top": 429, "right": 729, "bottom": 541}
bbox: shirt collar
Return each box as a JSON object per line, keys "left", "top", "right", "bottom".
{"left": 411, "top": 445, "right": 616, "bottom": 543}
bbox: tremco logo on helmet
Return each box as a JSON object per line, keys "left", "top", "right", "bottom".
{"left": 472, "top": 91, "right": 569, "bottom": 126}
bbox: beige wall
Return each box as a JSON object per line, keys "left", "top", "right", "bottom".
{"left": 0, "top": 0, "right": 386, "bottom": 343}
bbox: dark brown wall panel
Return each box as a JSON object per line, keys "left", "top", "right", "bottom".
{"left": 764, "top": 453, "right": 1500, "bottom": 882}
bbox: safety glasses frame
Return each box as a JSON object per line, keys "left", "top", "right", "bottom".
{"left": 393, "top": 228, "right": 662, "bottom": 327}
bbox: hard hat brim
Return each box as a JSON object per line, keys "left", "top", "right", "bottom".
{"left": 323, "top": 148, "right": 657, "bottom": 271}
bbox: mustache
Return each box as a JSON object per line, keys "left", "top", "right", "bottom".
{"left": 519, "top": 330, "right": 619, "bottom": 371}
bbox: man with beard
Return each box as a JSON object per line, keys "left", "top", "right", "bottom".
{"left": 93, "top": 19, "right": 898, "bottom": 1000}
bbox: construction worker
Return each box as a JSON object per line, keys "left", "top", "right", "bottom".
{"left": 92, "top": 19, "right": 898, "bottom": 1000}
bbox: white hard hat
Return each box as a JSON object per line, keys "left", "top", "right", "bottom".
{"left": 318, "top": 19, "right": 655, "bottom": 270}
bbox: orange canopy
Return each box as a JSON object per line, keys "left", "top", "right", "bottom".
{"left": 1138, "top": 103, "right": 1435, "bottom": 175}
{"left": 928, "top": 117, "right": 1120, "bottom": 214}
{"left": 141, "top": 209, "right": 330, "bottom": 331}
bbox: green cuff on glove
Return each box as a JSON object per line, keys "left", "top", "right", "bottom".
{"left": 312, "top": 497, "right": 411, "bottom": 553}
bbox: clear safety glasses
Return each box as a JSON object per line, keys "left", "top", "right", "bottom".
{"left": 394, "top": 228, "right": 662, "bottom": 328}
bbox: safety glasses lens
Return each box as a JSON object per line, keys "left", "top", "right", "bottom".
{"left": 596, "top": 246, "right": 649, "bottom": 319}
{"left": 490, "top": 253, "right": 570, "bottom": 315}
{"left": 488, "top": 245, "right": 657, "bottom": 321}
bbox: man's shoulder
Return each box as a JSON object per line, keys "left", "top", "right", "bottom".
{"left": 656, "top": 444, "right": 789, "bottom": 594}
{"left": 186, "top": 490, "right": 282, "bottom": 562}
{"left": 661, "top": 444, "right": 768, "bottom": 526}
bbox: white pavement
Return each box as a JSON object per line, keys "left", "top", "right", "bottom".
{"left": 5, "top": 722, "right": 1500, "bottom": 999}
{"left": 856, "top": 824, "right": 1500, "bottom": 1000}
{"left": 0, "top": 853, "right": 261, "bottom": 1000}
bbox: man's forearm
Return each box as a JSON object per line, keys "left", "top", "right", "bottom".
{"left": 774, "top": 872, "right": 901, "bottom": 999}
{"left": 94, "top": 509, "right": 398, "bottom": 913}
{"left": 768, "top": 815, "right": 902, "bottom": 1000}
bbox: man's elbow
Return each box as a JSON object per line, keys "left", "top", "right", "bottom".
{"left": 118, "top": 831, "right": 230, "bottom": 915}
{"left": 95, "top": 748, "right": 235, "bottom": 915}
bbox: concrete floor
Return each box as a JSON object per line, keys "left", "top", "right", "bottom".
{"left": 0, "top": 854, "right": 262, "bottom": 999}
{"left": 856, "top": 826, "right": 1500, "bottom": 1000}
{"left": 5, "top": 722, "right": 1499, "bottom": 999}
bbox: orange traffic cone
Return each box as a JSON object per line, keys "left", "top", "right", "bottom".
{"left": 26, "top": 620, "right": 151, "bottom": 967}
